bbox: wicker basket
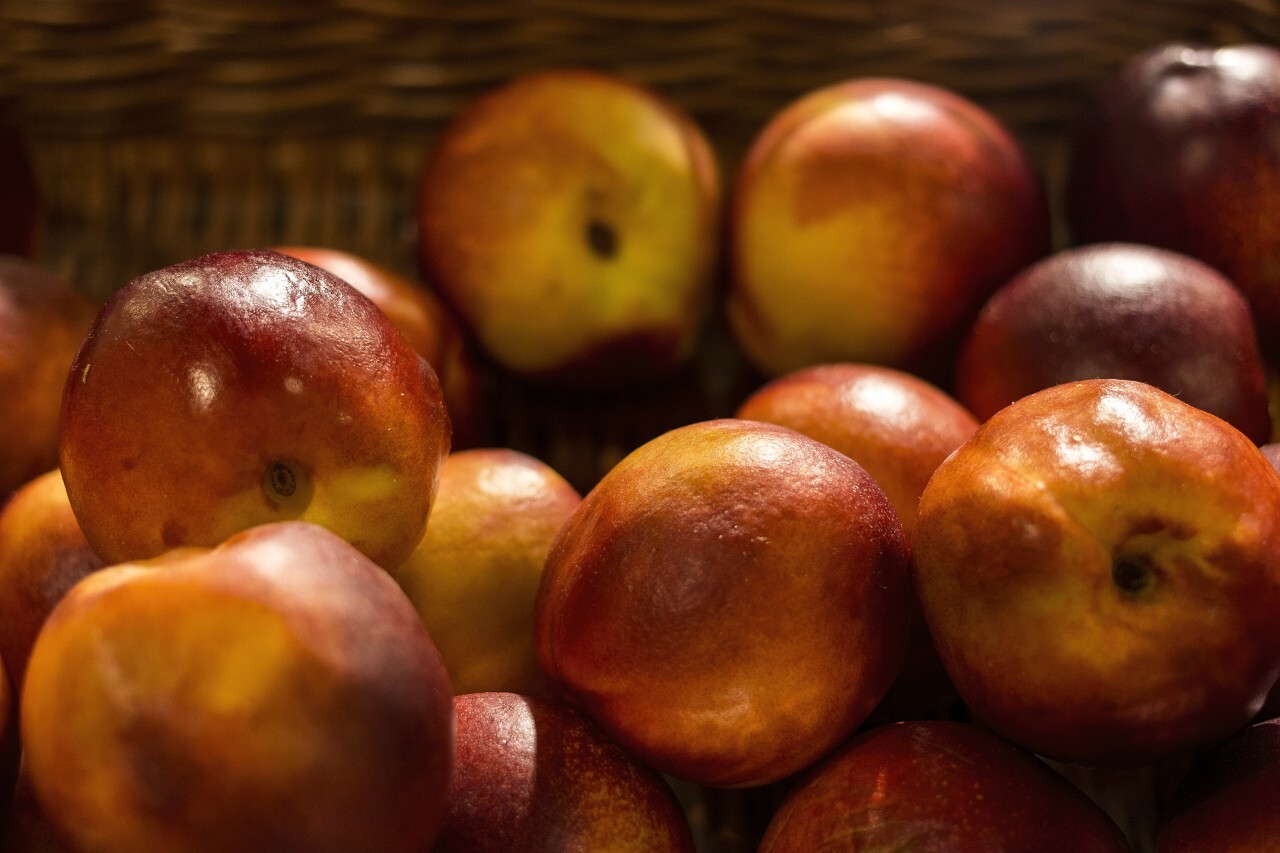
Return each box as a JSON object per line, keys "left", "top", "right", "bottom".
{"left": 4, "top": 2, "right": 1277, "bottom": 850}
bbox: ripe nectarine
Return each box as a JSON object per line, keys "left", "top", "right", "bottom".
{"left": 535, "top": 418, "right": 911, "bottom": 787}
{"left": 59, "top": 250, "right": 451, "bottom": 571}
{"left": 915, "top": 379, "right": 1280, "bottom": 765}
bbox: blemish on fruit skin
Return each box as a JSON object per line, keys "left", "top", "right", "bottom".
{"left": 161, "top": 519, "right": 186, "bottom": 548}
{"left": 1126, "top": 516, "right": 1195, "bottom": 540}
{"left": 81, "top": 363, "right": 91, "bottom": 384}
{"left": 586, "top": 218, "right": 619, "bottom": 259}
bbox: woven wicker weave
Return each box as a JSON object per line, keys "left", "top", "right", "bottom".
{"left": 3, "top": 3, "right": 1276, "bottom": 849}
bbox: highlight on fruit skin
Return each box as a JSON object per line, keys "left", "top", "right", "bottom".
{"left": 58, "top": 249, "right": 451, "bottom": 573}
{"left": 273, "top": 245, "right": 484, "bottom": 448}
{"left": 735, "top": 362, "right": 978, "bottom": 538}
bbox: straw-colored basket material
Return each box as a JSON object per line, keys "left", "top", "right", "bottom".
{"left": 3, "top": 2, "right": 1277, "bottom": 850}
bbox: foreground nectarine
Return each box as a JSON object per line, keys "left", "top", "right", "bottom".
{"left": 535, "top": 419, "right": 911, "bottom": 787}
{"left": 417, "top": 68, "right": 721, "bottom": 387}
{"left": 22, "top": 521, "right": 454, "bottom": 853}
{"left": 59, "top": 249, "right": 450, "bottom": 571}
{"left": 727, "top": 77, "right": 1050, "bottom": 378}
{"left": 436, "top": 692, "right": 694, "bottom": 852}
{"left": 915, "top": 379, "right": 1280, "bottom": 765}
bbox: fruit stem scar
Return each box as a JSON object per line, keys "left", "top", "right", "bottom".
{"left": 586, "top": 218, "right": 619, "bottom": 260}
{"left": 1112, "top": 557, "right": 1153, "bottom": 596}
{"left": 267, "top": 461, "right": 297, "bottom": 498}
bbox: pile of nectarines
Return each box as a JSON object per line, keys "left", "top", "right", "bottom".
{"left": 0, "top": 38, "right": 1278, "bottom": 853}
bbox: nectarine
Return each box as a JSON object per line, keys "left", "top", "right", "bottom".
{"left": 22, "top": 521, "right": 455, "bottom": 853}
{"left": 535, "top": 419, "right": 911, "bottom": 787}
{"left": 59, "top": 250, "right": 451, "bottom": 571}
{"left": 417, "top": 68, "right": 721, "bottom": 387}
{"left": 915, "top": 379, "right": 1280, "bottom": 765}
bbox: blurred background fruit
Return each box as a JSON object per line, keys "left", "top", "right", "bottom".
{"left": 0, "top": 257, "right": 96, "bottom": 503}
{"left": 956, "top": 242, "right": 1272, "bottom": 442}
{"left": 727, "top": 77, "right": 1050, "bottom": 382}
{"left": 1155, "top": 717, "right": 1280, "bottom": 852}
{"left": 1067, "top": 43, "right": 1280, "bottom": 361}
{"left": 416, "top": 68, "right": 722, "bottom": 389}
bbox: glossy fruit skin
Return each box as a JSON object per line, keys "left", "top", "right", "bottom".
{"left": 759, "top": 720, "right": 1132, "bottom": 853}
{"left": 735, "top": 363, "right": 977, "bottom": 721}
{"left": 0, "top": 256, "right": 96, "bottom": 500}
{"left": 59, "top": 249, "right": 450, "bottom": 572}
{"left": 435, "top": 692, "right": 695, "bottom": 853}
{"left": 392, "top": 449, "right": 580, "bottom": 696}
{"left": 727, "top": 77, "right": 1050, "bottom": 378}
{"left": 956, "top": 243, "right": 1272, "bottom": 443}
{"left": 1067, "top": 43, "right": 1280, "bottom": 358}
{"left": 274, "top": 246, "right": 482, "bottom": 448}
{"left": 535, "top": 419, "right": 911, "bottom": 788}
{"left": 0, "top": 469, "right": 104, "bottom": 689}
{"left": 417, "top": 67, "right": 721, "bottom": 387}
{"left": 1156, "top": 718, "right": 1280, "bottom": 852}
{"left": 915, "top": 379, "right": 1280, "bottom": 766}
{"left": 735, "top": 363, "right": 977, "bottom": 539}
{"left": 21, "top": 521, "right": 455, "bottom": 853}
